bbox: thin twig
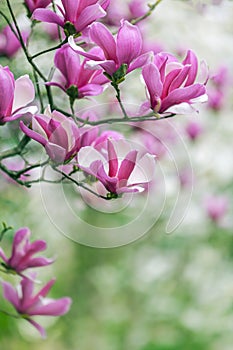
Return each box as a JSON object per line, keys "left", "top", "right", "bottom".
{"left": 55, "top": 107, "right": 175, "bottom": 126}
{"left": 5, "top": 0, "right": 54, "bottom": 107}
{"left": 32, "top": 69, "right": 44, "bottom": 111}
{"left": 131, "top": 0, "right": 163, "bottom": 25}
{"left": 52, "top": 0, "right": 63, "bottom": 42}
{"left": 31, "top": 39, "right": 67, "bottom": 60}
{"left": 0, "top": 135, "right": 31, "bottom": 161}
{"left": 53, "top": 167, "right": 111, "bottom": 200}
{"left": 0, "top": 309, "right": 20, "bottom": 319}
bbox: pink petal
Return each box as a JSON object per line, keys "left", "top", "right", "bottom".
{"left": 99, "top": 0, "right": 110, "bottom": 10}
{"left": 45, "top": 142, "right": 67, "bottom": 163}
{"left": 89, "top": 22, "right": 116, "bottom": 61}
{"left": 182, "top": 50, "right": 198, "bottom": 86}
{"left": 28, "top": 319, "right": 46, "bottom": 338}
{"left": 2, "top": 281, "right": 19, "bottom": 309}
{"left": 8, "top": 106, "right": 38, "bottom": 122}
{"left": 27, "top": 240, "right": 47, "bottom": 253}
{"left": 94, "top": 161, "right": 118, "bottom": 193}
{"left": 107, "top": 139, "right": 118, "bottom": 177}
{"left": 117, "top": 150, "right": 137, "bottom": 182}
{"left": 48, "top": 121, "right": 69, "bottom": 150}
{"left": 20, "top": 276, "right": 35, "bottom": 309}
{"left": 33, "top": 9, "right": 64, "bottom": 27}
{"left": 54, "top": 44, "right": 81, "bottom": 87}
{"left": 168, "top": 65, "right": 191, "bottom": 92}
{"left": 161, "top": 68, "right": 182, "bottom": 99}
{"left": 128, "top": 51, "right": 154, "bottom": 73}
{"left": 10, "top": 228, "right": 30, "bottom": 266}
{"left": 27, "top": 257, "right": 54, "bottom": 268}
{"left": 78, "top": 146, "right": 106, "bottom": 168}
{"left": 165, "top": 102, "right": 196, "bottom": 114}
{"left": 142, "top": 63, "right": 163, "bottom": 109}
{"left": 78, "top": 83, "right": 103, "bottom": 97}
{"left": 86, "top": 59, "right": 117, "bottom": 76}
{"left": 160, "top": 84, "right": 206, "bottom": 113}
{"left": 12, "top": 75, "right": 35, "bottom": 112}
{"left": 20, "top": 121, "right": 47, "bottom": 147}
{"left": 29, "top": 297, "right": 72, "bottom": 316}
{"left": 0, "top": 66, "right": 15, "bottom": 118}
{"left": 33, "top": 278, "right": 56, "bottom": 301}
{"left": 116, "top": 20, "right": 142, "bottom": 65}
{"left": 61, "top": 0, "right": 80, "bottom": 23}
{"left": 128, "top": 153, "right": 155, "bottom": 185}
{"left": 68, "top": 36, "right": 102, "bottom": 60}
{"left": 117, "top": 185, "right": 144, "bottom": 194}
{"left": 74, "top": 4, "right": 106, "bottom": 33}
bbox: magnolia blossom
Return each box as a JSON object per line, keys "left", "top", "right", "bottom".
{"left": 33, "top": 0, "right": 109, "bottom": 35}
{"left": 69, "top": 20, "right": 152, "bottom": 76}
{"left": 24, "top": 0, "right": 51, "bottom": 14}
{"left": 141, "top": 50, "right": 208, "bottom": 115}
{"left": 0, "top": 25, "right": 29, "bottom": 58}
{"left": 51, "top": 44, "right": 106, "bottom": 98}
{"left": 102, "top": 0, "right": 147, "bottom": 26}
{"left": 77, "top": 139, "right": 155, "bottom": 195}
{"left": 139, "top": 131, "right": 167, "bottom": 159}
{"left": 20, "top": 108, "right": 81, "bottom": 163}
{"left": 128, "top": 0, "right": 148, "bottom": 18}
{"left": 185, "top": 120, "right": 203, "bottom": 140}
{"left": 0, "top": 227, "right": 53, "bottom": 274}
{"left": 207, "top": 66, "right": 230, "bottom": 111}
{"left": 0, "top": 66, "right": 36, "bottom": 124}
{"left": 205, "top": 195, "right": 229, "bottom": 224}
{"left": 2, "top": 275, "right": 72, "bottom": 338}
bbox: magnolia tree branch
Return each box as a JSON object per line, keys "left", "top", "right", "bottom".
{"left": 55, "top": 107, "right": 175, "bottom": 126}
{"left": 0, "top": 135, "right": 31, "bottom": 161}
{"left": 0, "top": 309, "right": 21, "bottom": 319}
{"left": 0, "top": 10, "right": 18, "bottom": 36}
{"left": 5, "top": 0, "right": 54, "bottom": 107}
{"left": 31, "top": 38, "right": 68, "bottom": 60}
{"left": 52, "top": 166, "right": 111, "bottom": 200}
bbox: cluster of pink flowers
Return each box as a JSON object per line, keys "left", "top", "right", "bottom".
{"left": 0, "top": 0, "right": 210, "bottom": 198}
{"left": 0, "top": 227, "right": 71, "bottom": 337}
{"left": 0, "top": 65, "right": 37, "bottom": 124}
{"left": 0, "top": 25, "right": 29, "bottom": 58}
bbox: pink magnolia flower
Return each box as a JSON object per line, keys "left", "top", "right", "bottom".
{"left": 128, "top": 0, "right": 148, "bottom": 18}
{"left": 205, "top": 195, "right": 229, "bottom": 224}
{"left": 50, "top": 44, "right": 106, "bottom": 99}
{"left": 207, "top": 66, "right": 230, "bottom": 111}
{"left": 20, "top": 107, "right": 81, "bottom": 163}
{"left": 0, "top": 227, "right": 53, "bottom": 274}
{"left": 33, "top": 0, "right": 109, "bottom": 35}
{"left": 141, "top": 50, "right": 208, "bottom": 115}
{"left": 2, "top": 275, "right": 72, "bottom": 338}
{"left": 139, "top": 131, "right": 167, "bottom": 159}
{"left": 77, "top": 139, "right": 155, "bottom": 195}
{"left": 102, "top": 1, "right": 130, "bottom": 26}
{"left": 102, "top": 0, "right": 147, "bottom": 26}
{"left": 69, "top": 19, "right": 152, "bottom": 76}
{"left": 93, "top": 130, "right": 124, "bottom": 151}
{"left": 185, "top": 120, "right": 203, "bottom": 141}
{"left": 0, "top": 66, "right": 37, "bottom": 124}
{"left": 24, "top": 0, "right": 51, "bottom": 14}
{"left": 0, "top": 25, "right": 29, "bottom": 58}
